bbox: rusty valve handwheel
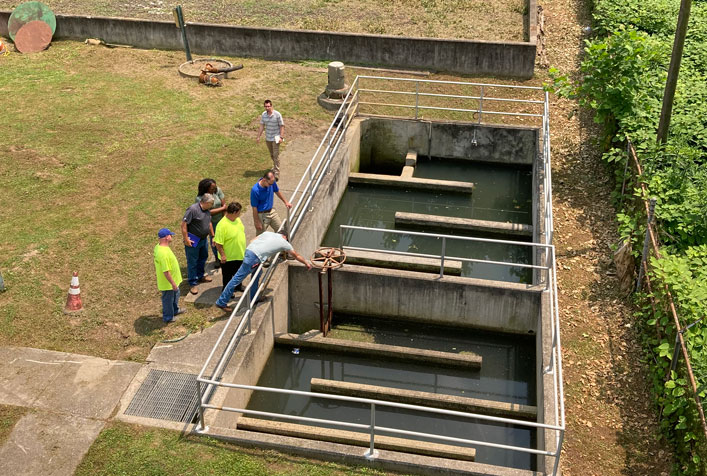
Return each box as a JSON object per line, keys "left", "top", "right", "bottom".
{"left": 310, "top": 247, "right": 346, "bottom": 270}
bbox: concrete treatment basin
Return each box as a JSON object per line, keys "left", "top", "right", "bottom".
{"left": 202, "top": 111, "right": 559, "bottom": 475}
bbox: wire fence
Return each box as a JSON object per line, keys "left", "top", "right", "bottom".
{"left": 624, "top": 138, "right": 707, "bottom": 439}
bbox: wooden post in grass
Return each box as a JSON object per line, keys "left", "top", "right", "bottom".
{"left": 656, "top": 0, "right": 692, "bottom": 144}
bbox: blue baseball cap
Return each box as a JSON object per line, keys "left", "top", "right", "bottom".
{"left": 158, "top": 228, "right": 175, "bottom": 238}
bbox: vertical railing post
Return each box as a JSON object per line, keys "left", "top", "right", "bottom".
{"left": 195, "top": 381, "right": 208, "bottom": 432}
{"left": 552, "top": 430, "right": 564, "bottom": 476}
{"left": 439, "top": 237, "right": 446, "bottom": 278}
{"left": 415, "top": 81, "right": 419, "bottom": 119}
{"left": 478, "top": 86, "right": 484, "bottom": 124}
{"left": 339, "top": 226, "right": 344, "bottom": 250}
{"left": 365, "top": 403, "right": 377, "bottom": 459}
{"left": 636, "top": 198, "right": 657, "bottom": 292}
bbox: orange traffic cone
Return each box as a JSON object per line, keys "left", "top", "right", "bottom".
{"left": 64, "top": 271, "right": 84, "bottom": 313}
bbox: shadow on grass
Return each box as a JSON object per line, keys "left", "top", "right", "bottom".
{"left": 134, "top": 314, "right": 169, "bottom": 336}
{"left": 242, "top": 169, "right": 269, "bottom": 179}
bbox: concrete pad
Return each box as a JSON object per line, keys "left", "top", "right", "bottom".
{"left": 32, "top": 355, "right": 141, "bottom": 420}
{"left": 275, "top": 331, "right": 482, "bottom": 369}
{"left": 310, "top": 378, "right": 537, "bottom": 421}
{"left": 237, "top": 416, "right": 476, "bottom": 461}
{"left": 0, "top": 347, "right": 140, "bottom": 420}
{"left": 395, "top": 212, "right": 533, "bottom": 238}
{"left": 349, "top": 172, "right": 474, "bottom": 194}
{"left": 183, "top": 261, "right": 223, "bottom": 305}
{"left": 344, "top": 248, "right": 462, "bottom": 275}
{"left": 0, "top": 411, "right": 105, "bottom": 476}
{"left": 0, "top": 347, "right": 66, "bottom": 407}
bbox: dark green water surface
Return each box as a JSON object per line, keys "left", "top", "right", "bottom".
{"left": 414, "top": 157, "right": 532, "bottom": 223}
{"left": 247, "top": 316, "right": 537, "bottom": 470}
{"left": 321, "top": 182, "right": 532, "bottom": 283}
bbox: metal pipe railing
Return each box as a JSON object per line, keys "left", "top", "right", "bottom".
{"left": 194, "top": 75, "right": 564, "bottom": 474}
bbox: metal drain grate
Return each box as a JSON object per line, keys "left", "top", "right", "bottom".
{"left": 125, "top": 369, "right": 200, "bottom": 423}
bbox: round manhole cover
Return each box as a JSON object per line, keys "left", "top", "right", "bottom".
{"left": 8, "top": 1, "right": 56, "bottom": 42}
{"left": 178, "top": 59, "right": 235, "bottom": 79}
{"left": 14, "top": 20, "right": 53, "bottom": 53}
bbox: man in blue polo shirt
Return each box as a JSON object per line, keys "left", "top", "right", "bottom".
{"left": 251, "top": 170, "right": 292, "bottom": 236}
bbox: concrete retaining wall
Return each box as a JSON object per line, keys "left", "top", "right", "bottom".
{"left": 0, "top": 9, "right": 536, "bottom": 77}
{"left": 289, "top": 264, "right": 542, "bottom": 335}
{"left": 359, "top": 118, "right": 538, "bottom": 168}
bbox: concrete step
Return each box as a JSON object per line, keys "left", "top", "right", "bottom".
{"left": 236, "top": 416, "right": 476, "bottom": 462}
{"left": 343, "top": 248, "right": 463, "bottom": 276}
{"left": 310, "top": 378, "right": 537, "bottom": 421}
{"left": 349, "top": 172, "right": 474, "bottom": 194}
{"left": 395, "top": 211, "right": 533, "bottom": 238}
{"left": 274, "top": 331, "right": 482, "bottom": 369}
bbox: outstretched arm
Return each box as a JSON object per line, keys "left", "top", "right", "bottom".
{"left": 288, "top": 250, "right": 312, "bottom": 270}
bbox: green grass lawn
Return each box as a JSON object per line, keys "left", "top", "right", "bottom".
{"left": 0, "top": 41, "right": 332, "bottom": 361}
{"left": 76, "top": 422, "right": 393, "bottom": 476}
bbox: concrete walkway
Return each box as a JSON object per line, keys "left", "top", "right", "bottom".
{"left": 0, "top": 346, "right": 141, "bottom": 476}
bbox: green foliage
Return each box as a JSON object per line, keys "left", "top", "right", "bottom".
{"left": 547, "top": 0, "right": 707, "bottom": 472}
{"left": 643, "top": 247, "right": 707, "bottom": 474}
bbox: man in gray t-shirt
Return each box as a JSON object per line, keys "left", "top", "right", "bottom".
{"left": 256, "top": 99, "right": 285, "bottom": 178}
{"left": 181, "top": 194, "right": 214, "bottom": 294}
{"left": 215, "top": 232, "right": 311, "bottom": 312}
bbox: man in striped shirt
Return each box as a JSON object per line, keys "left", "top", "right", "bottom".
{"left": 256, "top": 99, "right": 285, "bottom": 178}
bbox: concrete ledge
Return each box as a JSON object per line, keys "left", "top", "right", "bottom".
{"left": 395, "top": 212, "right": 533, "bottom": 237}
{"left": 405, "top": 150, "right": 418, "bottom": 167}
{"left": 349, "top": 172, "right": 474, "bottom": 193}
{"left": 344, "top": 248, "right": 463, "bottom": 276}
{"left": 237, "top": 417, "right": 476, "bottom": 461}
{"left": 310, "top": 378, "right": 537, "bottom": 421}
{"left": 275, "top": 330, "right": 482, "bottom": 369}
{"left": 401, "top": 166, "right": 415, "bottom": 178}
{"left": 206, "top": 425, "right": 540, "bottom": 475}
{"left": 0, "top": 12, "right": 536, "bottom": 77}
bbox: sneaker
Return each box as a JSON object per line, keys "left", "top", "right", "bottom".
{"left": 199, "top": 276, "right": 213, "bottom": 283}
{"left": 216, "top": 304, "right": 233, "bottom": 313}
{"left": 190, "top": 286, "right": 199, "bottom": 295}
{"left": 176, "top": 308, "right": 187, "bottom": 315}
{"left": 236, "top": 284, "right": 245, "bottom": 292}
{"left": 163, "top": 318, "right": 174, "bottom": 324}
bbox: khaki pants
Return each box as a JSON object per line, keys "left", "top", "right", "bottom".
{"left": 257, "top": 209, "right": 284, "bottom": 235}
{"left": 265, "top": 140, "right": 280, "bottom": 176}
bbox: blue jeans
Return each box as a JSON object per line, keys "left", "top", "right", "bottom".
{"left": 216, "top": 250, "right": 260, "bottom": 306}
{"left": 161, "top": 288, "right": 180, "bottom": 322}
{"left": 185, "top": 237, "right": 208, "bottom": 285}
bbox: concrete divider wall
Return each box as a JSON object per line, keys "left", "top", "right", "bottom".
{"left": 289, "top": 264, "right": 542, "bottom": 335}
{"left": 0, "top": 10, "right": 536, "bottom": 77}
{"left": 359, "top": 118, "right": 538, "bottom": 168}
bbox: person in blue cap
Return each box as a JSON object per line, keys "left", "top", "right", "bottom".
{"left": 154, "top": 228, "right": 186, "bottom": 323}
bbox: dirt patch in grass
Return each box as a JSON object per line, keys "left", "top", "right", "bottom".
{"left": 0, "top": 0, "right": 528, "bottom": 42}
{"left": 76, "top": 421, "right": 396, "bottom": 476}
{"left": 0, "top": 405, "right": 28, "bottom": 446}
